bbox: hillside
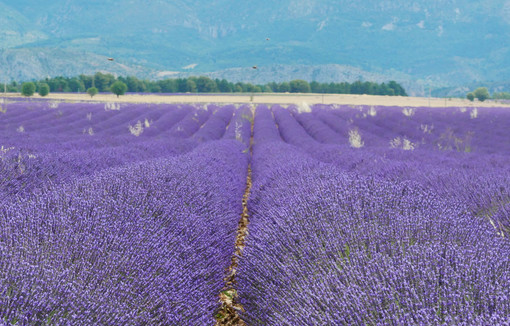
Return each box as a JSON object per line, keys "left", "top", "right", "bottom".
{"left": 1, "top": 0, "right": 509, "bottom": 94}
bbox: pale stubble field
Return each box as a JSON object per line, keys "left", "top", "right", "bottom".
{"left": 4, "top": 92, "right": 510, "bottom": 107}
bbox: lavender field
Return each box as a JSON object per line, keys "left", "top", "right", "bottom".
{"left": 0, "top": 99, "right": 509, "bottom": 325}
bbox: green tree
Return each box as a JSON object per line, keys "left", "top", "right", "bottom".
{"left": 388, "top": 80, "right": 407, "bottom": 96}
{"left": 87, "top": 87, "right": 98, "bottom": 98}
{"left": 38, "top": 83, "right": 50, "bottom": 97}
{"left": 278, "top": 82, "right": 290, "bottom": 93}
{"left": 492, "top": 92, "right": 510, "bottom": 100}
{"left": 68, "top": 77, "right": 85, "bottom": 92}
{"left": 158, "top": 79, "right": 178, "bottom": 93}
{"left": 466, "top": 92, "right": 475, "bottom": 101}
{"left": 289, "top": 80, "right": 311, "bottom": 93}
{"left": 110, "top": 81, "right": 128, "bottom": 97}
{"left": 310, "top": 81, "right": 322, "bottom": 93}
{"left": 351, "top": 81, "right": 363, "bottom": 94}
{"left": 186, "top": 79, "right": 197, "bottom": 92}
{"left": 79, "top": 75, "right": 94, "bottom": 90}
{"left": 125, "top": 76, "right": 146, "bottom": 92}
{"left": 217, "top": 79, "right": 232, "bottom": 92}
{"left": 234, "top": 84, "right": 243, "bottom": 93}
{"left": 148, "top": 83, "right": 161, "bottom": 93}
{"left": 176, "top": 78, "right": 188, "bottom": 92}
{"left": 473, "top": 87, "right": 490, "bottom": 102}
{"left": 196, "top": 76, "right": 218, "bottom": 92}
{"left": 263, "top": 85, "right": 273, "bottom": 93}
{"left": 94, "top": 72, "right": 116, "bottom": 92}
{"left": 21, "top": 82, "right": 36, "bottom": 96}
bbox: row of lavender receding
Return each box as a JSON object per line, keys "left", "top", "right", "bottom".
{"left": 237, "top": 104, "right": 510, "bottom": 324}
{"left": 1, "top": 99, "right": 509, "bottom": 324}
{"left": 1, "top": 100, "right": 252, "bottom": 325}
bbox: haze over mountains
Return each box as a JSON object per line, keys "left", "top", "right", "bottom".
{"left": 1, "top": 0, "right": 509, "bottom": 96}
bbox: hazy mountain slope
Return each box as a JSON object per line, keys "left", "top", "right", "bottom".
{"left": 0, "top": 48, "right": 154, "bottom": 82}
{"left": 1, "top": 0, "right": 509, "bottom": 92}
{"left": 0, "top": 2, "right": 47, "bottom": 47}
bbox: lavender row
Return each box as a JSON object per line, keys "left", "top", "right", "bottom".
{"left": 235, "top": 105, "right": 510, "bottom": 324}
{"left": 0, "top": 101, "right": 249, "bottom": 203}
{"left": 0, "top": 139, "right": 249, "bottom": 325}
{"left": 193, "top": 105, "right": 234, "bottom": 142}
{"left": 264, "top": 104, "right": 510, "bottom": 236}
{"left": 238, "top": 141, "right": 510, "bottom": 325}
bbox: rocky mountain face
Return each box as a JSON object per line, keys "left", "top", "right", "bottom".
{"left": 1, "top": 0, "right": 509, "bottom": 95}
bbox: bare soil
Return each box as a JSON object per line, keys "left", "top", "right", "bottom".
{"left": 215, "top": 115, "right": 254, "bottom": 326}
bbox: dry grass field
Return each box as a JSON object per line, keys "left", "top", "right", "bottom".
{"left": 3, "top": 92, "right": 510, "bottom": 108}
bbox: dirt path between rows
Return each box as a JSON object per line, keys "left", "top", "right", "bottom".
{"left": 215, "top": 112, "right": 254, "bottom": 325}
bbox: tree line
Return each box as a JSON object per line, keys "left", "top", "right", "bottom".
{"left": 6, "top": 72, "right": 407, "bottom": 97}
{"left": 465, "top": 87, "right": 510, "bottom": 102}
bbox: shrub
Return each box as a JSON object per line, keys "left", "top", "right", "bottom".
{"left": 21, "top": 82, "right": 36, "bottom": 97}
{"left": 38, "top": 83, "right": 50, "bottom": 97}
{"left": 473, "top": 87, "right": 490, "bottom": 102}
{"left": 87, "top": 87, "right": 98, "bottom": 98}
{"left": 110, "top": 81, "right": 128, "bottom": 98}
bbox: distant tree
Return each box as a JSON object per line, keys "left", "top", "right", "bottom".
{"left": 378, "top": 83, "right": 391, "bottom": 96}
{"left": 217, "top": 79, "right": 233, "bottom": 92}
{"left": 158, "top": 79, "right": 178, "bottom": 93}
{"left": 278, "top": 82, "right": 290, "bottom": 93}
{"left": 176, "top": 78, "right": 188, "bottom": 92}
{"left": 79, "top": 75, "right": 94, "bottom": 90}
{"left": 244, "top": 83, "right": 259, "bottom": 92}
{"left": 21, "top": 82, "right": 36, "bottom": 97}
{"left": 263, "top": 85, "right": 273, "bottom": 93}
{"left": 94, "top": 72, "right": 116, "bottom": 92}
{"left": 388, "top": 80, "right": 407, "bottom": 96}
{"left": 289, "top": 80, "right": 311, "bottom": 93}
{"left": 310, "top": 81, "right": 322, "bottom": 93}
{"left": 51, "top": 76, "right": 71, "bottom": 92}
{"left": 38, "top": 83, "right": 50, "bottom": 97}
{"left": 466, "top": 92, "right": 475, "bottom": 101}
{"left": 87, "top": 87, "right": 98, "bottom": 98}
{"left": 267, "top": 82, "right": 278, "bottom": 93}
{"left": 68, "top": 78, "right": 85, "bottom": 92}
{"left": 492, "top": 92, "right": 510, "bottom": 100}
{"left": 125, "top": 76, "right": 146, "bottom": 92}
{"left": 196, "top": 76, "right": 218, "bottom": 92}
{"left": 186, "top": 79, "right": 197, "bottom": 93}
{"left": 234, "top": 84, "right": 243, "bottom": 93}
{"left": 338, "top": 82, "right": 350, "bottom": 94}
{"left": 473, "top": 87, "right": 490, "bottom": 102}
{"left": 350, "top": 81, "right": 363, "bottom": 94}
{"left": 147, "top": 83, "right": 161, "bottom": 93}
{"left": 7, "top": 81, "right": 18, "bottom": 92}
{"left": 110, "top": 81, "right": 128, "bottom": 97}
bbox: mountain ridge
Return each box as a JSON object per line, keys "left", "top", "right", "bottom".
{"left": 1, "top": 0, "right": 509, "bottom": 95}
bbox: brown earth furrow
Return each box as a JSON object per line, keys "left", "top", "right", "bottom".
{"left": 214, "top": 110, "right": 254, "bottom": 326}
